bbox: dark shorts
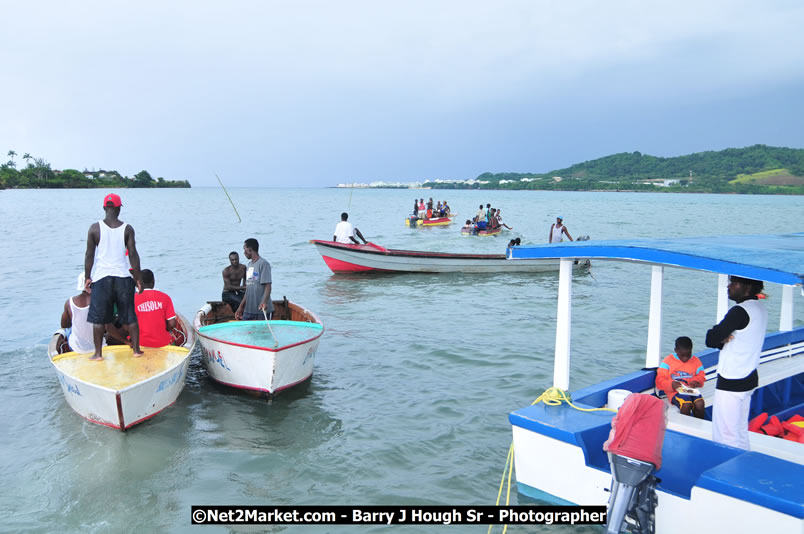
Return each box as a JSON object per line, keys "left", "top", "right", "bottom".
{"left": 672, "top": 393, "right": 703, "bottom": 410}
{"left": 222, "top": 290, "right": 245, "bottom": 312}
{"left": 88, "top": 276, "right": 137, "bottom": 325}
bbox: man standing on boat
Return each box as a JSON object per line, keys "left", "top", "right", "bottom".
{"left": 235, "top": 238, "right": 273, "bottom": 321}
{"left": 705, "top": 276, "right": 768, "bottom": 449}
{"left": 84, "top": 193, "right": 143, "bottom": 360}
{"left": 333, "top": 212, "right": 367, "bottom": 245}
{"left": 549, "top": 216, "right": 573, "bottom": 243}
{"left": 221, "top": 251, "right": 247, "bottom": 313}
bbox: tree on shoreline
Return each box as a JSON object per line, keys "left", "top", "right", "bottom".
{"left": 0, "top": 150, "right": 191, "bottom": 189}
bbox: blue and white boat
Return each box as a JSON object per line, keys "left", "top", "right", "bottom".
{"left": 507, "top": 233, "right": 803, "bottom": 533}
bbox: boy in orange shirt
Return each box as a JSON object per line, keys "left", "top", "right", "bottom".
{"left": 656, "top": 336, "right": 706, "bottom": 418}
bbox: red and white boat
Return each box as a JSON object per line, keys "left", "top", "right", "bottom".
{"left": 193, "top": 299, "right": 324, "bottom": 396}
{"left": 311, "top": 240, "right": 589, "bottom": 274}
{"left": 405, "top": 215, "right": 454, "bottom": 227}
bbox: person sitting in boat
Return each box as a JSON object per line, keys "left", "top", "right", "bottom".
{"left": 436, "top": 201, "right": 442, "bottom": 214}
{"left": 222, "top": 251, "right": 247, "bottom": 314}
{"left": 333, "top": 212, "right": 367, "bottom": 245}
{"left": 58, "top": 272, "right": 100, "bottom": 353}
{"left": 442, "top": 201, "right": 450, "bottom": 216}
{"left": 549, "top": 216, "right": 574, "bottom": 243}
{"left": 134, "top": 269, "right": 177, "bottom": 348}
{"left": 487, "top": 209, "right": 500, "bottom": 230}
{"left": 656, "top": 336, "right": 706, "bottom": 418}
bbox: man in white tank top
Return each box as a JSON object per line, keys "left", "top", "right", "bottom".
{"left": 59, "top": 272, "right": 101, "bottom": 353}
{"left": 548, "top": 216, "right": 573, "bottom": 243}
{"left": 84, "top": 193, "right": 143, "bottom": 360}
{"left": 705, "top": 276, "right": 768, "bottom": 449}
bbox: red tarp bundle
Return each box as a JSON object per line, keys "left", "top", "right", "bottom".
{"left": 603, "top": 393, "right": 668, "bottom": 469}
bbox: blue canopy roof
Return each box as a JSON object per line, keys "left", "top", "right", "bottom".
{"left": 509, "top": 233, "right": 804, "bottom": 286}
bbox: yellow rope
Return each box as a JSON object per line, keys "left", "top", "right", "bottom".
{"left": 489, "top": 387, "right": 617, "bottom": 533}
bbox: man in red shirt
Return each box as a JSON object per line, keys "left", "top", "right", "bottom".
{"left": 135, "top": 269, "right": 177, "bottom": 348}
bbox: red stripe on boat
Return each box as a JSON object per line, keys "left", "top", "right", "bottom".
{"left": 322, "top": 255, "right": 377, "bottom": 273}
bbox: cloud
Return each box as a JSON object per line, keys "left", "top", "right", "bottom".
{"left": 1, "top": 1, "right": 803, "bottom": 185}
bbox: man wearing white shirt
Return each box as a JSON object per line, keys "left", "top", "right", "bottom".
{"left": 333, "top": 212, "right": 367, "bottom": 244}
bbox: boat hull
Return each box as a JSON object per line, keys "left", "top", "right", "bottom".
{"left": 48, "top": 315, "right": 195, "bottom": 431}
{"left": 461, "top": 227, "right": 504, "bottom": 236}
{"left": 312, "top": 240, "right": 588, "bottom": 274}
{"left": 406, "top": 216, "right": 453, "bottom": 227}
{"left": 193, "top": 300, "right": 324, "bottom": 396}
{"left": 510, "top": 328, "right": 804, "bottom": 532}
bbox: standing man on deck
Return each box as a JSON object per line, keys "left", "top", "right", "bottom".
{"left": 84, "top": 193, "right": 142, "bottom": 360}
{"left": 548, "top": 216, "right": 574, "bottom": 243}
{"left": 235, "top": 238, "right": 273, "bottom": 321}
{"left": 705, "top": 276, "right": 768, "bottom": 449}
{"left": 333, "top": 212, "right": 368, "bottom": 245}
{"left": 221, "top": 251, "right": 247, "bottom": 313}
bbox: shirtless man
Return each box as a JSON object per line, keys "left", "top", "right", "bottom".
{"left": 84, "top": 193, "right": 142, "bottom": 360}
{"left": 222, "top": 251, "right": 247, "bottom": 313}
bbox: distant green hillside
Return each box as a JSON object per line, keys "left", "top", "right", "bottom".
{"left": 1, "top": 151, "right": 191, "bottom": 189}
{"left": 425, "top": 145, "right": 804, "bottom": 194}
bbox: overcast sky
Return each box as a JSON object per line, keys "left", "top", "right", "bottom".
{"left": 2, "top": 1, "right": 803, "bottom": 187}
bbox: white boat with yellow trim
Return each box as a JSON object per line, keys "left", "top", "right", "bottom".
{"left": 48, "top": 314, "right": 195, "bottom": 431}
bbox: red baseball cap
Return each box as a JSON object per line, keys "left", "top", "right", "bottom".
{"left": 103, "top": 193, "right": 122, "bottom": 207}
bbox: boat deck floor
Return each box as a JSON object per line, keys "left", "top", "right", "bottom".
{"left": 52, "top": 345, "right": 189, "bottom": 390}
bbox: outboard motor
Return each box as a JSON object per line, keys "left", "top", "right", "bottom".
{"left": 602, "top": 393, "right": 667, "bottom": 534}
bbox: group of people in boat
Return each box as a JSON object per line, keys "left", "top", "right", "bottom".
{"left": 411, "top": 197, "right": 451, "bottom": 220}
{"left": 461, "top": 203, "right": 511, "bottom": 234}
{"left": 60, "top": 192, "right": 280, "bottom": 361}
{"left": 59, "top": 193, "right": 180, "bottom": 360}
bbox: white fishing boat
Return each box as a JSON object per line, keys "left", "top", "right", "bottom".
{"left": 193, "top": 299, "right": 324, "bottom": 396}
{"left": 48, "top": 314, "right": 196, "bottom": 431}
{"left": 311, "top": 240, "right": 589, "bottom": 274}
{"left": 507, "top": 233, "right": 804, "bottom": 532}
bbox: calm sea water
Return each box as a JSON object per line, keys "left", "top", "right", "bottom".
{"left": 0, "top": 188, "right": 802, "bottom": 533}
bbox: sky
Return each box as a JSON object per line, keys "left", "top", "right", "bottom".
{"left": 2, "top": 0, "right": 804, "bottom": 187}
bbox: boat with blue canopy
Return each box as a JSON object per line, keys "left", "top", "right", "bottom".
{"left": 506, "top": 233, "right": 804, "bottom": 533}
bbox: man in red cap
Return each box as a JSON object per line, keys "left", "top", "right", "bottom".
{"left": 84, "top": 193, "right": 143, "bottom": 360}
